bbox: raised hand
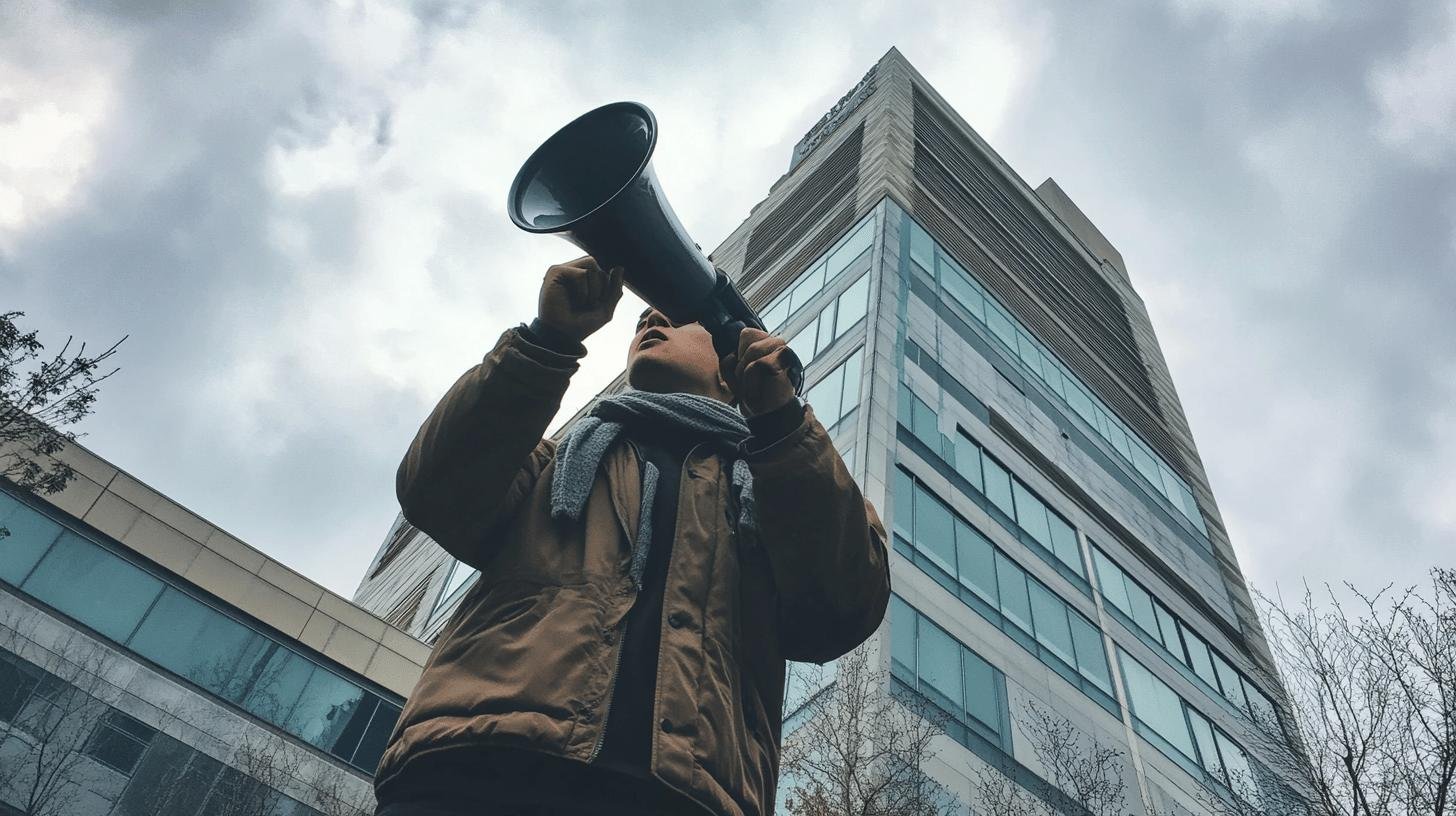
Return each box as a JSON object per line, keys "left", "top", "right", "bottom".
{"left": 720, "top": 327, "right": 797, "bottom": 417}
{"left": 537, "top": 256, "right": 626, "bottom": 342}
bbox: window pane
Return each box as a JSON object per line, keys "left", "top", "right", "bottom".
{"left": 788, "top": 320, "right": 818, "bottom": 362}
{"left": 1011, "top": 482, "right": 1052, "bottom": 550}
{"left": 240, "top": 647, "right": 314, "bottom": 723}
{"left": 352, "top": 701, "right": 398, "bottom": 772}
{"left": 893, "top": 469, "right": 915, "bottom": 542}
{"left": 962, "top": 649, "right": 999, "bottom": 732}
{"left": 1188, "top": 708, "right": 1225, "bottom": 780}
{"left": 806, "top": 365, "right": 844, "bottom": 426}
{"left": 1216, "top": 730, "right": 1261, "bottom": 807}
{"left": 912, "top": 484, "right": 956, "bottom": 576}
{"left": 1120, "top": 651, "right": 1195, "bottom": 758}
{"left": 917, "top": 621, "right": 962, "bottom": 716}
{"left": 1153, "top": 603, "right": 1188, "bottom": 658}
{"left": 953, "top": 434, "right": 982, "bottom": 491}
{"left": 762, "top": 297, "right": 790, "bottom": 333}
{"left": 129, "top": 588, "right": 264, "bottom": 695}
{"left": 1246, "top": 685, "right": 1280, "bottom": 733}
{"left": 943, "top": 267, "right": 984, "bottom": 320}
{"left": 909, "top": 222, "right": 934, "bottom": 272}
{"left": 1181, "top": 625, "right": 1219, "bottom": 688}
{"left": 830, "top": 217, "right": 875, "bottom": 275}
{"left": 24, "top": 533, "right": 164, "bottom": 642}
{"left": 285, "top": 666, "right": 366, "bottom": 752}
{"left": 1067, "top": 382, "right": 1099, "bottom": 426}
{"left": 911, "top": 394, "right": 939, "bottom": 452}
{"left": 1158, "top": 464, "right": 1183, "bottom": 505}
{"left": 995, "top": 551, "right": 1032, "bottom": 632}
{"left": 1092, "top": 549, "right": 1131, "bottom": 613}
{"left": 1212, "top": 653, "right": 1248, "bottom": 710}
{"left": 891, "top": 596, "right": 916, "bottom": 679}
{"left": 1016, "top": 331, "right": 1043, "bottom": 377}
{"left": 834, "top": 274, "right": 870, "bottom": 335}
{"left": 981, "top": 456, "right": 1015, "bottom": 519}
{"left": 814, "top": 305, "right": 837, "bottom": 357}
{"left": 954, "top": 520, "right": 997, "bottom": 605}
{"left": 1027, "top": 581, "right": 1075, "bottom": 666}
{"left": 1, "top": 499, "right": 65, "bottom": 586}
{"left": 1106, "top": 421, "right": 1133, "bottom": 460}
{"left": 1037, "top": 350, "right": 1065, "bottom": 397}
{"left": 1130, "top": 441, "right": 1162, "bottom": 489}
{"left": 1178, "top": 485, "right": 1202, "bottom": 526}
{"left": 837, "top": 351, "right": 863, "bottom": 421}
{"left": 986, "top": 303, "right": 1017, "bottom": 350}
{"left": 1069, "top": 614, "right": 1112, "bottom": 693}
{"left": 788, "top": 264, "right": 826, "bottom": 313}
{"left": 1047, "top": 513, "right": 1082, "bottom": 574}
{"left": 1126, "top": 581, "right": 1160, "bottom": 638}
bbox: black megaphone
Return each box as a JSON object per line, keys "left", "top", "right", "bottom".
{"left": 507, "top": 101, "right": 804, "bottom": 394}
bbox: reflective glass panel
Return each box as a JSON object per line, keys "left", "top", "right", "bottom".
{"left": 954, "top": 519, "right": 997, "bottom": 605}
{"left": 909, "top": 222, "right": 934, "bottom": 271}
{"left": 806, "top": 365, "right": 844, "bottom": 426}
{"left": 1047, "top": 513, "right": 1081, "bottom": 573}
{"left": 1182, "top": 626, "right": 1219, "bottom": 688}
{"left": 1126, "top": 581, "right": 1160, "bottom": 638}
{"left": 892, "top": 469, "right": 914, "bottom": 542}
{"left": 1212, "top": 653, "right": 1248, "bottom": 710}
{"left": 912, "top": 484, "right": 956, "bottom": 575}
{"left": 1120, "top": 651, "right": 1195, "bottom": 758}
{"left": 814, "top": 306, "right": 836, "bottom": 356}
{"left": 240, "top": 647, "right": 315, "bottom": 723}
{"left": 285, "top": 665, "right": 366, "bottom": 752}
{"left": 995, "top": 551, "right": 1032, "bottom": 632}
{"left": 962, "top": 649, "right": 999, "bottom": 732}
{"left": 911, "top": 394, "right": 939, "bottom": 452}
{"left": 1217, "top": 730, "right": 1262, "bottom": 807}
{"left": 953, "top": 434, "right": 982, "bottom": 491}
{"left": 1011, "top": 482, "right": 1052, "bottom": 551}
{"left": 1092, "top": 549, "right": 1131, "bottom": 613}
{"left": 0, "top": 498, "right": 62, "bottom": 585}
{"left": 829, "top": 218, "right": 875, "bottom": 275}
{"left": 1028, "top": 581, "right": 1074, "bottom": 666}
{"left": 917, "top": 620, "right": 962, "bottom": 715}
{"left": 1188, "top": 708, "right": 1225, "bottom": 780}
{"left": 788, "top": 320, "right": 818, "bottom": 363}
{"left": 986, "top": 304, "right": 1017, "bottom": 349}
{"left": 891, "top": 595, "right": 916, "bottom": 678}
{"left": 981, "top": 456, "right": 1015, "bottom": 518}
{"left": 129, "top": 588, "right": 264, "bottom": 693}
{"left": 1069, "top": 614, "right": 1112, "bottom": 692}
{"left": 942, "top": 265, "right": 983, "bottom": 319}
{"left": 24, "top": 532, "right": 164, "bottom": 642}
{"left": 835, "top": 274, "right": 870, "bottom": 334}
{"left": 1154, "top": 603, "right": 1183, "bottom": 659}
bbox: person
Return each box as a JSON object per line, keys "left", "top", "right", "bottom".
{"left": 373, "top": 257, "right": 890, "bottom": 816}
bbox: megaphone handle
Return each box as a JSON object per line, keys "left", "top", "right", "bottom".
{"left": 713, "top": 321, "right": 807, "bottom": 396}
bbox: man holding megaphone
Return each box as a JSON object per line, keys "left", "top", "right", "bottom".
{"left": 371, "top": 255, "right": 890, "bottom": 816}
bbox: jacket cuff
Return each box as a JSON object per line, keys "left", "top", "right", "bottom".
{"left": 520, "top": 318, "right": 588, "bottom": 358}
{"left": 745, "top": 399, "right": 806, "bottom": 453}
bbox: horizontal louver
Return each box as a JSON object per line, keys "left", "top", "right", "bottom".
{"left": 741, "top": 123, "right": 863, "bottom": 288}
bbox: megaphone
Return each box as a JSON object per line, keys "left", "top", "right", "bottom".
{"left": 507, "top": 101, "right": 804, "bottom": 394}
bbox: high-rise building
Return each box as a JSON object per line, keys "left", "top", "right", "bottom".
{"left": 1, "top": 440, "right": 430, "bottom": 815}
{"left": 355, "top": 48, "right": 1309, "bottom": 815}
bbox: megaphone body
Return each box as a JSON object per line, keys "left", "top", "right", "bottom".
{"left": 507, "top": 101, "right": 804, "bottom": 393}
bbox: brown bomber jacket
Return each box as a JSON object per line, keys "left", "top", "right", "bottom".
{"left": 374, "top": 328, "right": 891, "bottom": 816}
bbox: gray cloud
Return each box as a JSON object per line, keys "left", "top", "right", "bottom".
{"left": 1, "top": 0, "right": 1449, "bottom": 598}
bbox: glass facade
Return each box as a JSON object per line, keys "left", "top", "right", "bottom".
{"left": 890, "top": 594, "right": 1009, "bottom": 752}
{"left": 804, "top": 347, "right": 864, "bottom": 430}
{"left": 892, "top": 469, "right": 1116, "bottom": 712}
{"left": 1118, "top": 649, "right": 1278, "bottom": 812}
{"left": 787, "top": 272, "right": 871, "bottom": 366}
{"left": 1092, "top": 546, "right": 1281, "bottom": 735}
{"left": 897, "top": 379, "right": 1087, "bottom": 586}
{"left": 0, "top": 486, "right": 400, "bottom": 774}
{"left": 899, "top": 211, "right": 1209, "bottom": 539}
{"left": 760, "top": 212, "right": 877, "bottom": 334}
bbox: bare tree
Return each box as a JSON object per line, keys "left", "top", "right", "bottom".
{"left": 780, "top": 647, "right": 962, "bottom": 816}
{"left": 971, "top": 764, "right": 1051, "bottom": 816}
{"left": 0, "top": 612, "right": 118, "bottom": 816}
{"left": 0, "top": 311, "right": 123, "bottom": 516}
{"left": 1255, "top": 568, "right": 1456, "bottom": 816}
{"left": 1020, "top": 699, "right": 1129, "bottom": 816}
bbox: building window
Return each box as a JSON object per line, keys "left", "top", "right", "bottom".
{"left": 889, "top": 594, "right": 1008, "bottom": 750}
{"left": 0, "top": 487, "right": 404, "bottom": 775}
{"left": 84, "top": 710, "right": 156, "bottom": 775}
{"left": 805, "top": 348, "right": 863, "bottom": 430}
{"left": 760, "top": 212, "right": 877, "bottom": 334}
{"left": 892, "top": 469, "right": 1115, "bottom": 711}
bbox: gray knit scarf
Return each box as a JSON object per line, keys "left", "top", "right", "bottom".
{"left": 550, "top": 391, "right": 756, "bottom": 590}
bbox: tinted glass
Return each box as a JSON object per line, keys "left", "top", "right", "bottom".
{"left": 912, "top": 484, "right": 955, "bottom": 575}
{"left": 240, "top": 647, "right": 315, "bottom": 722}
{"left": 835, "top": 274, "right": 870, "bottom": 332}
{"left": 909, "top": 222, "right": 934, "bottom": 271}
{"left": 1011, "top": 482, "right": 1052, "bottom": 550}
{"left": 994, "top": 551, "right": 1032, "bottom": 632}
{"left": 986, "top": 304, "right": 1017, "bottom": 349}
{"left": 953, "top": 434, "right": 982, "bottom": 491}
{"left": 891, "top": 595, "right": 917, "bottom": 678}
{"left": 981, "top": 456, "right": 1015, "bottom": 518}
{"left": 286, "top": 665, "right": 366, "bottom": 752}
{"left": 962, "top": 649, "right": 999, "bottom": 732}
{"left": 1188, "top": 708, "right": 1225, "bottom": 779}
{"left": 838, "top": 351, "right": 863, "bottom": 419}
{"left": 892, "top": 469, "right": 914, "bottom": 542}
{"left": 911, "top": 394, "right": 939, "bottom": 452}
{"left": 1126, "top": 581, "right": 1160, "bottom": 638}
{"left": 954, "top": 520, "right": 997, "bottom": 605}
{"left": 1047, "top": 513, "right": 1081, "bottom": 573}
{"left": 0, "top": 497, "right": 63, "bottom": 585}
{"left": 1027, "top": 581, "right": 1074, "bottom": 665}
{"left": 1212, "top": 653, "right": 1248, "bottom": 710}
{"left": 1216, "top": 730, "right": 1261, "bottom": 807}
{"left": 942, "top": 266, "right": 983, "bottom": 318}
{"left": 788, "top": 320, "right": 818, "bottom": 363}
{"left": 129, "top": 589, "right": 264, "bottom": 694}
{"left": 806, "top": 365, "right": 844, "bottom": 426}
{"left": 1069, "top": 614, "right": 1111, "bottom": 692}
{"left": 24, "top": 532, "right": 164, "bottom": 642}
{"left": 1120, "top": 651, "right": 1195, "bottom": 758}
{"left": 917, "top": 621, "right": 962, "bottom": 715}
{"left": 353, "top": 702, "right": 399, "bottom": 772}
{"left": 1182, "top": 626, "right": 1219, "bottom": 688}
{"left": 814, "top": 306, "right": 837, "bottom": 356}
{"left": 830, "top": 218, "right": 875, "bottom": 274}
{"left": 1154, "top": 603, "right": 1183, "bottom": 659}
{"left": 1247, "top": 685, "right": 1279, "bottom": 732}
{"left": 1092, "top": 549, "right": 1131, "bottom": 613}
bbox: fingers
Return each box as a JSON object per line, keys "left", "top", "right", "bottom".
{"left": 549, "top": 257, "right": 621, "bottom": 311}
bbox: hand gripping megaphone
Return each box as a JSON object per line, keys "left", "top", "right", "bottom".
{"left": 507, "top": 101, "right": 804, "bottom": 394}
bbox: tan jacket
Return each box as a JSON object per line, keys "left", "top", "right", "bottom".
{"left": 376, "top": 329, "right": 890, "bottom": 816}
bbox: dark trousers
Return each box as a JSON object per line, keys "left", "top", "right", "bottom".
{"left": 373, "top": 748, "right": 706, "bottom": 816}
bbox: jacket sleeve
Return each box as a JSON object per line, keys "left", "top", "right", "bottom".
{"left": 745, "top": 405, "right": 891, "bottom": 664}
{"left": 396, "top": 328, "right": 580, "bottom": 569}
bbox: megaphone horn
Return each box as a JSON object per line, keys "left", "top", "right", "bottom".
{"left": 507, "top": 101, "right": 804, "bottom": 394}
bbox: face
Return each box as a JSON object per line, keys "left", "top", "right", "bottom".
{"left": 626, "top": 308, "right": 731, "bottom": 401}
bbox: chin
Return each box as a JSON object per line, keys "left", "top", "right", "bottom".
{"left": 627, "top": 352, "right": 682, "bottom": 393}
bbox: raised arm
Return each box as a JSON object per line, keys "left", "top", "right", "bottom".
{"left": 396, "top": 258, "right": 623, "bottom": 568}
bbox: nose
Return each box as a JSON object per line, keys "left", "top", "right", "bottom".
{"left": 642, "top": 310, "right": 672, "bottom": 330}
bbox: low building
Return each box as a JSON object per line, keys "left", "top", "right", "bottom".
{"left": 1, "top": 441, "right": 429, "bottom": 816}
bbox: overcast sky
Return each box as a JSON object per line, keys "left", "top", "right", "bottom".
{"left": 2, "top": 0, "right": 1451, "bottom": 603}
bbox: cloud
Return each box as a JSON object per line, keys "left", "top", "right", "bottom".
{"left": 1369, "top": 0, "right": 1456, "bottom": 164}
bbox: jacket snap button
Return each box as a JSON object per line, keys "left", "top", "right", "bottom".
{"left": 659, "top": 718, "right": 673, "bottom": 734}
{"left": 668, "top": 612, "right": 690, "bottom": 629}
